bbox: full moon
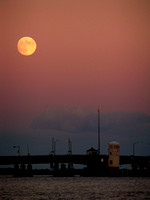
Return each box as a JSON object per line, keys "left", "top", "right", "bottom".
{"left": 17, "top": 37, "right": 37, "bottom": 56}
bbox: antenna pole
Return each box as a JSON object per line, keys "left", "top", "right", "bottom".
{"left": 98, "top": 108, "right": 100, "bottom": 155}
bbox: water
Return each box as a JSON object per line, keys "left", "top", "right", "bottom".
{"left": 0, "top": 176, "right": 150, "bottom": 200}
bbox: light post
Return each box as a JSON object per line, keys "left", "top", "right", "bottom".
{"left": 68, "top": 138, "right": 72, "bottom": 155}
{"left": 133, "top": 142, "right": 138, "bottom": 156}
{"left": 54, "top": 140, "right": 58, "bottom": 155}
{"left": 146, "top": 143, "right": 150, "bottom": 155}
{"left": 13, "top": 145, "right": 21, "bottom": 156}
{"left": 51, "top": 138, "right": 59, "bottom": 155}
{"left": 27, "top": 144, "right": 30, "bottom": 156}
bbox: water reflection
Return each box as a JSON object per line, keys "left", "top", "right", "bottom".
{"left": 0, "top": 176, "right": 150, "bottom": 200}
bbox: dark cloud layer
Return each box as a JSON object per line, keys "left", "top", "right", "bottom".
{"left": 1, "top": 107, "right": 150, "bottom": 156}
{"left": 30, "top": 107, "right": 96, "bottom": 132}
{"left": 29, "top": 107, "right": 150, "bottom": 155}
{"left": 30, "top": 106, "right": 150, "bottom": 134}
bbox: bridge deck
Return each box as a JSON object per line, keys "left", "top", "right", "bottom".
{"left": 0, "top": 155, "right": 149, "bottom": 166}
{"left": 0, "top": 155, "right": 107, "bottom": 165}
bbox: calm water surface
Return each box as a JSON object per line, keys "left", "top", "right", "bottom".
{"left": 0, "top": 176, "right": 150, "bottom": 200}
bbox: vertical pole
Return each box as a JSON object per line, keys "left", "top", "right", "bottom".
{"left": 68, "top": 138, "right": 72, "bottom": 155}
{"left": 133, "top": 142, "right": 138, "bottom": 156}
{"left": 18, "top": 146, "right": 21, "bottom": 156}
{"left": 98, "top": 108, "right": 100, "bottom": 155}
{"left": 52, "top": 138, "right": 55, "bottom": 155}
{"left": 27, "top": 144, "right": 30, "bottom": 156}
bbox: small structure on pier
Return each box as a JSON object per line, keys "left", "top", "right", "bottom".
{"left": 86, "top": 147, "right": 98, "bottom": 155}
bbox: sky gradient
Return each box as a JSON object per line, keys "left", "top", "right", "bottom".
{"left": 0, "top": 0, "right": 150, "bottom": 158}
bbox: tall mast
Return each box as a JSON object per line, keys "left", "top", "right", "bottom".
{"left": 98, "top": 107, "right": 100, "bottom": 155}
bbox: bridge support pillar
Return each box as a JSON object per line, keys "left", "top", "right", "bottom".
{"left": 146, "top": 163, "right": 150, "bottom": 176}
{"left": 13, "top": 163, "right": 20, "bottom": 177}
{"left": 27, "top": 164, "right": 33, "bottom": 177}
{"left": 20, "top": 164, "right": 26, "bottom": 176}
{"left": 132, "top": 163, "right": 138, "bottom": 176}
{"left": 53, "top": 162, "right": 59, "bottom": 176}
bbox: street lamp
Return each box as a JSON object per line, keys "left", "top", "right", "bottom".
{"left": 133, "top": 142, "right": 139, "bottom": 156}
{"left": 146, "top": 143, "right": 150, "bottom": 156}
{"left": 51, "top": 138, "right": 58, "bottom": 155}
{"left": 27, "top": 144, "right": 30, "bottom": 156}
{"left": 54, "top": 140, "right": 58, "bottom": 155}
{"left": 13, "top": 145, "right": 21, "bottom": 156}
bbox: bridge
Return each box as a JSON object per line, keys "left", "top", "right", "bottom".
{"left": 0, "top": 154, "right": 149, "bottom": 166}
{"left": 0, "top": 154, "right": 106, "bottom": 165}
{"left": 0, "top": 154, "right": 150, "bottom": 177}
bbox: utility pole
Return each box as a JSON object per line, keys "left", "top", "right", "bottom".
{"left": 51, "top": 138, "right": 55, "bottom": 155}
{"left": 133, "top": 142, "right": 138, "bottom": 156}
{"left": 51, "top": 138, "right": 58, "bottom": 155}
{"left": 68, "top": 138, "right": 72, "bottom": 155}
{"left": 27, "top": 144, "right": 30, "bottom": 156}
{"left": 98, "top": 107, "right": 100, "bottom": 155}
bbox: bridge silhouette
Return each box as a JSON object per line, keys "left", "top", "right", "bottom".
{"left": 0, "top": 154, "right": 150, "bottom": 176}
{"left": 0, "top": 154, "right": 149, "bottom": 166}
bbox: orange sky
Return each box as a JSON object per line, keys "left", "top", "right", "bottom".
{"left": 0, "top": 1, "right": 150, "bottom": 155}
{"left": 1, "top": 1, "right": 150, "bottom": 116}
